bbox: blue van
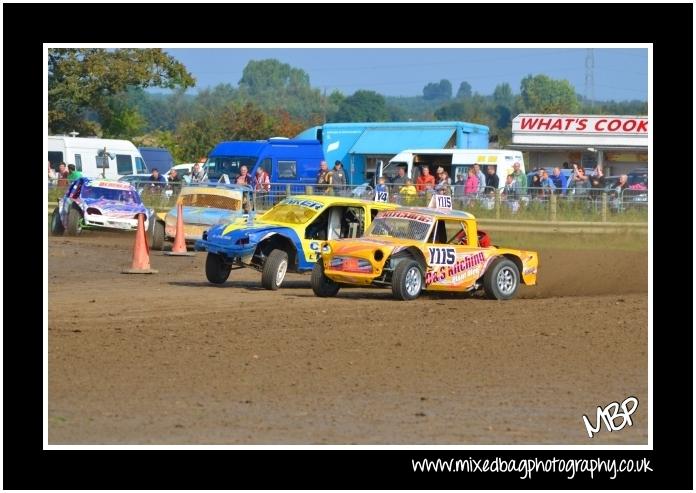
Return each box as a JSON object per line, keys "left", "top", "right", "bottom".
{"left": 138, "top": 147, "right": 175, "bottom": 174}
{"left": 205, "top": 139, "right": 324, "bottom": 186}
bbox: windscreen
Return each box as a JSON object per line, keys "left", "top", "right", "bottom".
{"left": 205, "top": 156, "right": 258, "bottom": 181}
{"left": 82, "top": 185, "right": 141, "bottom": 204}
{"left": 259, "top": 198, "right": 325, "bottom": 225}
{"left": 366, "top": 210, "right": 434, "bottom": 241}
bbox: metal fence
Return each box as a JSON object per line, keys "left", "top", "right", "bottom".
{"left": 48, "top": 179, "right": 648, "bottom": 223}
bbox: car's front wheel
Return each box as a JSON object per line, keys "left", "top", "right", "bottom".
{"left": 50, "top": 207, "right": 64, "bottom": 236}
{"left": 65, "top": 206, "right": 82, "bottom": 236}
{"left": 483, "top": 257, "right": 520, "bottom": 300}
{"left": 205, "top": 253, "right": 231, "bottom": 284}
{"left": 311, "top": 261, "right": 340, "bottom": 297}
{"left": 391, "top": 259, "right": 424, "bottom": 301}
{"left": 261, "top": 249, "right": 288, "bottom": 290}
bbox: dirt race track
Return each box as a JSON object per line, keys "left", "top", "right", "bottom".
{"left": 48, "top": 232, "right": 648, "bottom": 444}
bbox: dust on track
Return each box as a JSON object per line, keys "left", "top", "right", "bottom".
{"left": 48, "top": 232, "right": 648, "bottom": 444}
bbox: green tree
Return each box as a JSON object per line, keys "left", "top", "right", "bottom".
{"left": 456, "top": 81, "right": 472, "bottom": 100}
{"left": 518, "top": 74, "right": 580, "bottom": 113}
{"left": 423, "top": 79, "right": 452, "bottom": 100}
{"left": 238, "top": 59, "right": 324, "bottom": 120}
{"left": 48, "top": 48, "right": 195, "bottom": 136}
{"left": 492, "top": 83, "right": 513, "bottom": 107}
{"left": 332, "top": 90, "right": 389, "bottom": 122}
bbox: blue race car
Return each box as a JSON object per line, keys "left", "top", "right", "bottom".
{"left": 50, "top": 177, "right": 152, "bottom": 236}
{"left": 195, "top": 195, "right": 398, "bottom": 290}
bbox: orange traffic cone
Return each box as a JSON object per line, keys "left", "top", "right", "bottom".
{"left": 122, "top": 213, "right": 158, "bottom": 274}
{"left": 164, "top": 202, "right": 195, "bottom": 256}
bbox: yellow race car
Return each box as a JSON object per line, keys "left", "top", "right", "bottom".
{"left": 312, "top": 208, "right": 538, "bottom": 301}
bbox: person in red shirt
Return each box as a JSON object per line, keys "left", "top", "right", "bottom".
{"left": 416, "top": 165, "right": 435, "bottom": 193}
{"left": 254, "top": 166, "right": 270, "bottom": 192}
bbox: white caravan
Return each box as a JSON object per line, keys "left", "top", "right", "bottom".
{"left": 383, "top": 149, "right": 526, "bottom": 189}
{"left": 47, "top": 136, "right": 148, "bottom": 180}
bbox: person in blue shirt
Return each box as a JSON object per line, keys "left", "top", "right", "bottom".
{"left": 550, "top": 166, "right": 564, "bottom": 193}
{"left": 147, "top": 168, "right": 167, "bottom": 192}
{"left": 375, "top": 176, "right": 388, "bottom": 193}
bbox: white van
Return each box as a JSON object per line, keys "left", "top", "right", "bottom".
{"left": 47, "top": 136, "right": 148, "bottom": 179}
{"left": 383, "top": 148, "right": 526, "bottom": 190}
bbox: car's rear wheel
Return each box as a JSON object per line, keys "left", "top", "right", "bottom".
{"left": 150, "top": 221, "right": 165, "bottom": 251}
{"left": 311, "top": 262, "right": 340, "bottom": 297}
{"left": 392, "top": 259, "right": 424, "bottom": 301}
{"left": 261, "top": 249, "right": 288, "bottom": 290}
{"left": 483, "top": 257, "right": 519, "bottom": 300}
{"left": 50, "top": 207, "right": 64, "bottom": 236}
{"left": 205, "top": 253, "right": 231, "bottom": 284}
{"left": 65, "top": 206, "right": 82, "bottom": 236}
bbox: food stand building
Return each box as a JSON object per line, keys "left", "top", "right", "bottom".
{"left": 509, "top": 114, "right": 648, "bottom": 175}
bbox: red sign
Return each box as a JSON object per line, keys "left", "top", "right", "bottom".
{"left": 513, "top": 115, "right": 648, "bottom": 134}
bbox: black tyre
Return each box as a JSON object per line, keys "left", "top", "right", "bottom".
{"left": 150, "top": 221, "right": 165, "bottom": 251}
{"left": 205, "top": 253, "right": 231, "bottom": 284}
{"left": 483, "top": 257, "right": 520, "bottom": 300}
{"left": 261, "top": 249, "right": 288, "bottom": 290}
{"left": 50, "top": 207, "right": 64, "bottom": 236}
{"left": 65, "top": 206, "right": 82, "bottom": 236}
{"left": 391, "top": 259, "right": 424, "bottom": 301}
{"left": 311, "top": 261, "right": 340, "bottom": 297}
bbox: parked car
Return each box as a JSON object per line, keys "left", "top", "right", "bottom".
{"left": 51, "top": 177, "right": 152, "bottom": 236}
{"left": 118, "top": 174, "right": 158, "bottom": 194}
{"left": 311, "top": 207, "right": 538, "bottom": 301}
{"left": 195, "top": 195, "right": 399, "bottom": 290}
{"left": 150, "top": 183, "right": 254, "bottom": 250}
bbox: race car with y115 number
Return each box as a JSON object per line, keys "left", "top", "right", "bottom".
{"left": 311, "top": 208, "right": 538, "bottom": 301}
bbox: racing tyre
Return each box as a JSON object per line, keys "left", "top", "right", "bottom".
{"left": 261, "top": 249, "right": 288, "bottom": 290}
{"left": 205, "top": 253, "right": 231, "bottom": 284}
{"left": 311, "top": 262, "right": 340, "bottom": 297}
{"left": 391, "top": 259, "right": 424, "bottom": 301}
{"left": 483, "top": 257, "right": 519, "bottom": 300}
{"left": 65, "top": 206, "right": 83, "bottom": 236}
{"left": 50, "top": 207, "right": 64, "bottom": 236}
{"left": 150, "top": 221, "right": 165, "bottom": 251}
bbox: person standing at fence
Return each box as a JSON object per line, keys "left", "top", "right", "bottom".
{"left": 568, "top": 164, "right": 590, "bottom": 197}
{"left": 502, "top": 174, "right": 520, "bottom": 213}
{"left": 465, "top": 167, "right": 479, "bottom": 197}
{"left": 550, "top": 166, "right": 564, "bottom": 193}
{"left": 254, "top": 166, "right": 270, "bottom": 192}
{"left": 236, "top": 165, "right": 252, "bottom": 186}
{"left": 148, "top": 168, "right": 166, "bottom": 193}
{"left": 540, "top": 169, "right": 556, "bottom": 195}
{"left": 67, "top": 164, "right": 82, "bottom": 181}
{"left": 473, "top": 163, "right": 486, "bottom": 195}
{"left": 590, "top": 166, "right": 605, "bottom": 199}
{"left": 510, "top": 162, "right": 527, "bottom": 196}
{"left": 48, "top": 161, "right": 57, "bottom": 183}
{"left": 56, "top": 162, "right": 70, "bottom": 186}
{"left": 484, "top": 166, "right": 499, "bottom": 194}
{"left": 316, "top": 160, "right": 330, "bottom": 193}
{"left": 435, "top": 170, "right": 452, "bottom": 196}
{"left": 190, "top": 163, "right": 205, "bottom": 184}
{"left": 399, "top": 178, "right": 417, "bottom": 205}
{"left": 165, "top": 168, "right": 183, "bottom": 198}
{"left": 391, "top": 166, "right": 408, "bottom": 187}
{"left": 416, "top": 165, "right": 435, "bottom": 193}
{"left": 328, "top": 161, "right": 346, "bottom": 195}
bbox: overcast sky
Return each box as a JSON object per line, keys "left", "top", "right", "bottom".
{"left": 162, "top": 47, "right": 648, "bottom": 102}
